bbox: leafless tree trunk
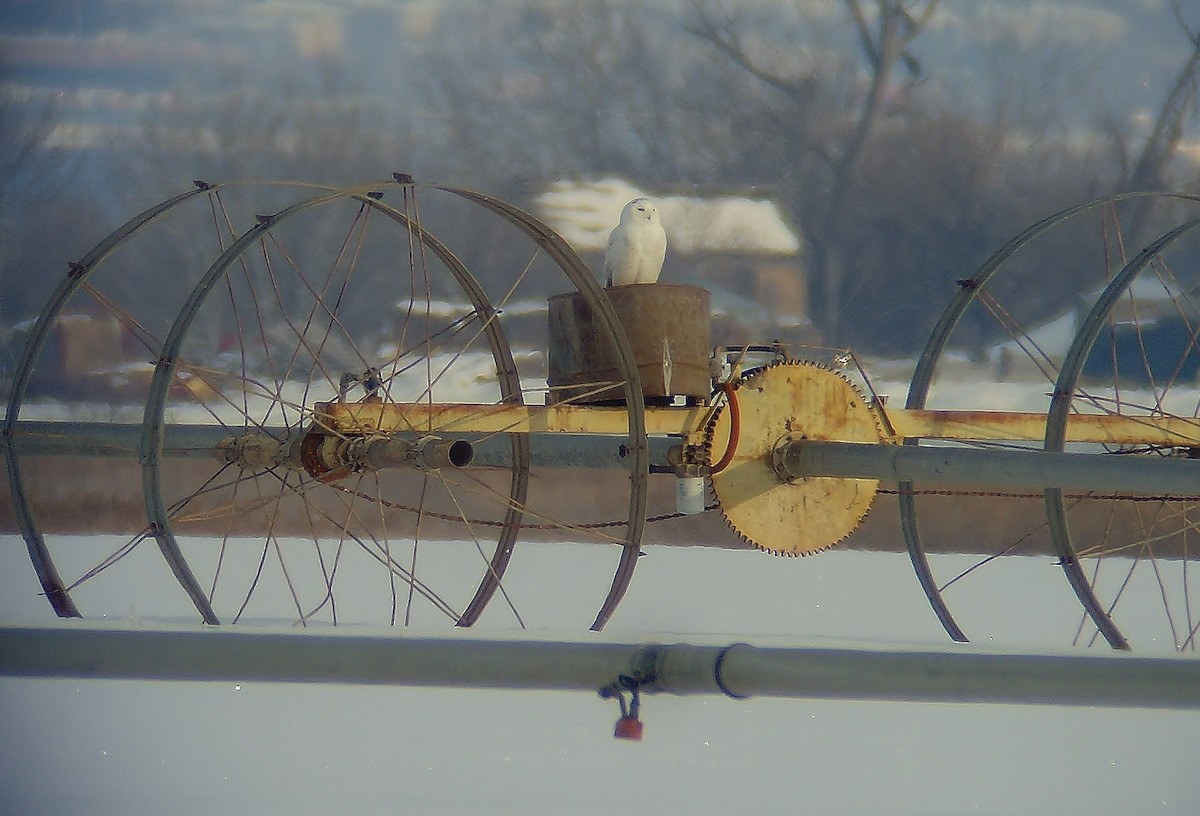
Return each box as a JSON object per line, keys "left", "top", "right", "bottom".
{"left": 0, "top": 88, "right": 70, "bottom": 323}
{"left": 689, "top": 0, "right": 938, "bottom": 341}
{"left": 1117, "top": 1, "right": 1200, "bottom": 242}
{"left": 819, "top": 2, "right": 937, "bottom": 339}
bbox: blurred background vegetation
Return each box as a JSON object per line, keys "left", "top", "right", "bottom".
{"left": 3, "top": 0, "right": 1200, "bottom": 360}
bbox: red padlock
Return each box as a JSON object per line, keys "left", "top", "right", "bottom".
{"left": 613, "top": 715, "right": 644, "bottom": 741}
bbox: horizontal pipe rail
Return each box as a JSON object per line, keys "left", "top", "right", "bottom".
{"left": 318, "top": 402, "right": 1200, "bottom": 447}
{"left": 316, "top": 400, "right": 709, "bottom": 437}
{"left": 5, "top": 421, "right": 676, "bottom": 469}
{"left": 1, "top": 624, "right": 1198, "bottom": 709}
{"left": 890, "top": 408, "right": 1200, "bottom": 446}
{"left": 9, "top": 407, "right": 1200, "bottom": 457}
{"left": 11, "top": 418, "right": 1200, "bottom": 493}
{"left": 781, "top": 439, "right": 1200, "bottom": 495}
{"left": 8, "top": 421, "right": 229, "bottom": 458}
{"left": 10, "top": 410, "right": 1200, "bottom": 493}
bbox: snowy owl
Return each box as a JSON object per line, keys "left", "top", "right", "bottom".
{"left": 604, "top": 197, "right": 666, "bottom": 287}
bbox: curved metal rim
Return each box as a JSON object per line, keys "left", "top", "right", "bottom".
{"left": 436, "top": 186, "right": 648, "bottom": 631}
{"left": 138, "top": 180, "right": 645, "bottom": 630}
{"left": 899, "top": 191, "right": 1200, "bottom": 644}
{"left": 3, "top": 184, "right": 213, "bottom": 617}
{"left": 1043, "top": 217, "right": 1200, "bottom": 650}
{"left": 5, "top": 180, "right": 352, "bottom": 619}
{"left": 351, "top": 189, "right": 531, "bottom": 627}
{"left": 137, "top": 181, "right": 519, "bottom": 625}
{"left": 141, "top": 188, "right": 371, "bottom": 623}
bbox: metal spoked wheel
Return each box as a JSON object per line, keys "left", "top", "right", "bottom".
{"left": 1044, "top": 218, "right": 1200, "bottom": 650}
{"left": 4, "top": 180, "right": 323, "bottom": 618}
{"left": 901, "top": 192, "right": 1200, "bottom": 650}
{"left": 10, "top": 180, "right": 648, "bottom": 630}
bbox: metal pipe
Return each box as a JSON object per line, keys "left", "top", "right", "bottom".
{"left": 890, "top": 408, "right": 1200, "bottom": 446}
{"left": 362, "top": 436, "right": 475, "bottom": 470}
{"left": 8, "top": 421, "right": 231, "bottom": 458}
{"left": 316, "top": 400, "right": 709, "bottom": 437}
{"left": 14, "top": 421, "right": 1200, "bottom": 495}
{"left": 780, "top": 439, "right": 1200, "bottom": 495}
{"left": 1, "top": 625, "right": 1198, "bottom": 709}
{"left": 5, "top": 421, "right": 678, "bottom": 469}
{"left": 16, "top": 405, "right": 1200, "bottom": 454}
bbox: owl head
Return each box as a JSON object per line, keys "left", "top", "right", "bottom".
{"left": 621, "top": 197, "right": 660, "bottom": 226}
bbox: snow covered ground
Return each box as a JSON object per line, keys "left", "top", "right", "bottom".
{"left": 2, "top": 534, "right": 1198, "bottom": 816}
{"left": 5, "top": 354, "right": 1200, "bottom": 814}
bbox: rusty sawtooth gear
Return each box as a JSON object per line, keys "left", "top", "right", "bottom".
{"left": 703, "top": 360, "right": 884, "bottom": 555}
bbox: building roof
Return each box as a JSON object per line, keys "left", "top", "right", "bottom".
{"left": 535, "top": 178, "right": 802, "bottom": 256}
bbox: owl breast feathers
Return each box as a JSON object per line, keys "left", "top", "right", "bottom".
{"left": 604, "top": 197, "right": 666, "bottom": 287}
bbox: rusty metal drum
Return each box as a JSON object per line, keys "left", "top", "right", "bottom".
{"left": 548, "top": 283, "right": 711, "bottom": 404}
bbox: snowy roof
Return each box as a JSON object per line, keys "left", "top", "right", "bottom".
{"left": 535, "top": 178, "right": 801, "bottom": 256}
{"left": 986, "top": 274, "right": 1186, "bottom": 361}
{"left": 1083, "top": 274, "right": 1184, "bottom": 306}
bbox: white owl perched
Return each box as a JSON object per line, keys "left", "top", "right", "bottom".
{"left": 604, "top": 197, "right": 666, "bottom": 287}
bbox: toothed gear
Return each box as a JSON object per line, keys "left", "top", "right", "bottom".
{"left": 705, "top": 361, "right": 882, "bottom": 555}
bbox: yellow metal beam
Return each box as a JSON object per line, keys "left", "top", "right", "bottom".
{"left": 886, "top": 408, "right": 1200, "bottom": 446}
{"left": 316, "top": 400, "right": 1200, "bottom": 448}
{"left": 315, "top": 400, "right": 711, "bottom": 438}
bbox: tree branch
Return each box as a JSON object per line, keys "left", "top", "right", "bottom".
{"left": 684, "top": 4, "right": 815, "bottom": 107}
{"left": 843, "top": 0, "right": 880, "bottom": 71}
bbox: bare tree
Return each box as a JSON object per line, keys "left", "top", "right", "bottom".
{"left": 1125, "top": 2, "right": 1200, "bottom": 192}
{"left": 1109, "top": 1, "right": 1200, "bottom": 242}
{"left": 0, "top": 86, "right": 74, "bottom": 325}
{"left": 689, "top": 0, "right": 939, "bottom": 341}
{"left": 417, "top": 0, "right": 762, "bottom": 189}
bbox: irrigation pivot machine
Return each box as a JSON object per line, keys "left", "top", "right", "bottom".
{"left": 6, "top": 177, "right": 1200, "bottom": 680}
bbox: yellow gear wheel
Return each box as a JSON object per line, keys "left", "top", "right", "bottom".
{"left": 706, "top": 361, "right": 883, "bottom": 555}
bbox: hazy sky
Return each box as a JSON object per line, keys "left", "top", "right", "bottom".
{"left": 1, "top": 0, "right": 1193, "bottom": 148}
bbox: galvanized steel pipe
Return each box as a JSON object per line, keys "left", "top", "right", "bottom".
{"left": 362, "top": 436, "right": 475, "bottom": 470}
{"left": 779, "top": 439, "right": 1200, "bottom": 495}
{"left": 5, "top": 421, "right": 674, "bottom": 469}
{"left": 2, "top": 625, "right": 1198, "bottom": 709}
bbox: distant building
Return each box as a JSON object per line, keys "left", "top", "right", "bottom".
{"left": 7, "top": 313, "right": 213, "bottom": 403}
{"left": 986, "top": 276, "right": 1196, "bottom": 385}
{"left": 535, "top": 178, "right": 816, "bottom": 346}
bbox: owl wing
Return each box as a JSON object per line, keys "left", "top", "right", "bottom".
{"left": 638, "top": 224, "right": 667, "bottom": 284}
{"left": 603, "top": 225, "right": 622, "bottom": 287}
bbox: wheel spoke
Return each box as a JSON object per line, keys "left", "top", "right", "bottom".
{"left": 10, "top": 182, "right": 647, "bottom": 630}
{"left": 902, "top": 193, "right": 1200, "bottom": 650}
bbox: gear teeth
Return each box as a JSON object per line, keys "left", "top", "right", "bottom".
{"left": 747, "top": 529, "right": 860, "bottom": 559}
{"left": 717, "top": 496, "right": 864, "bottom": 556}
{"left": 707, "top": 360, "right": 879, "bottom": 555}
